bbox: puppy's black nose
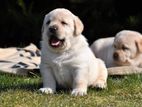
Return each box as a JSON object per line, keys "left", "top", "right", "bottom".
{"left": 113, "top": 52, "right": 119, "bottom": 60}
{"left": 49, "top": 25, "right": 58, "bottom": 33}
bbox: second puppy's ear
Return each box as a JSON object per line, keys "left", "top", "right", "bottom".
{"left": 135, "top": 38, "right": 142, "bottom": 53}
{"left": 74, "top": 16, "right": 84, "bottom": 36}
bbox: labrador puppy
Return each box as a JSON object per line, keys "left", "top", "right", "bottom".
{"left": 113, "top": 30, "right": 142, "bottom": 67}
{"left": 91, "top": 30, "right": 142, "bottom": 68}
{"left": 90, "top": 37, "right": 115, "bottom": 67}
{"left": 39, "top": 8, "right": 108, "bottom": 96}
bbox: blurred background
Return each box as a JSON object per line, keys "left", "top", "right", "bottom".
{"left": 0, "top": 0, "right": 142, "bottom": 48}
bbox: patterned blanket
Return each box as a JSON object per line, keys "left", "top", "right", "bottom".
{"left": 0, "top": 43, "right": 41, "bottom": 75}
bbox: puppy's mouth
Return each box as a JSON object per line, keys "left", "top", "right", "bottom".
{"left": 49, "top": 36, "right": 65, "bottom": 48}
{"left": 115, "top": 59, "right": 130, "bottom": 65}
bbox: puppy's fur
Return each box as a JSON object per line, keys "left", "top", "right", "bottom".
{"left": 90, "top": 37, "right": 115, "bottom": 67}
{"left": 91, "top": 30, "right": 142, "bottom": 68}
{"left": 39, "top": 8, "right": 108, "bottom": 96}
{"left": 113, "top": 30, "right": 142, "bottom": 67}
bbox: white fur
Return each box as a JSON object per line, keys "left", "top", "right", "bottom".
{"left": 39, "top": 8, "right": 108, "bottom": 96}
{"left": 90, "top": 30, "right": 142, "bottom": 68}
{"left": 90, "top": 37, "right": 115, "bottom": 67}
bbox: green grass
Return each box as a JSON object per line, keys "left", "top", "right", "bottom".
{"left": 0, "top": 73, "right": 142, "bottom": 107}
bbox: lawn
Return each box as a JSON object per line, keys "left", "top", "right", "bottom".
{"left": 0, "top": 72, "right": 142, "bottom": 107}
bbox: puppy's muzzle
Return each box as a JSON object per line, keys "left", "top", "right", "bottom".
{"left": 48, "top": 25, "right": 65, "bottom": 48}
{"left": 49, "top": 25, "right": 58, "bottom": 34}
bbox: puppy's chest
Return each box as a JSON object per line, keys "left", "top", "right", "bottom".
{"left": 50, "top": 52, "right": 75, "bottom": 69}
{"left": 51, "top": 54, "right": 75, "bottom": 86}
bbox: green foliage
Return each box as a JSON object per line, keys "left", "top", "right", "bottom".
{"left": 0, "top": 0, "right": 142, "bottom": 47}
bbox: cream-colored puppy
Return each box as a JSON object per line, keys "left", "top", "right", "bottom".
{"left": 39, "top": 8, "right": 108, "bottom": 96}
{"left": 91, "top": 30, "right": 142, "bottom": 68}
{"left": 113, "top": 30, "right": 142, "bottom": 67}
{"left": 90, "top": 37, "right": 115, "bottom": 67}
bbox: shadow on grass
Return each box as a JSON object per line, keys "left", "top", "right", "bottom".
{"left": 0, "top": 72, "right": 42, "bottom": 93}
{"left": 0, "top": 82, "right": 42, "bottom": 93}
{"left": 0, "top": 72, "right": 72, "bottom": 94}
{"left": 0, "top": 74, "right": 115, "bottom": 95}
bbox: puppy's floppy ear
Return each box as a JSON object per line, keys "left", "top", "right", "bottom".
{"left": 74, "top": 16, "right": 84, "bottom": 36}
{"left": 41, "top": 14, "right": 48, "bottom": 34}
{"left": 41, "top": 18, "right": 45, "bottom": 34}
{"left": 135, "top": 39, "right": 142, "bottom": 53}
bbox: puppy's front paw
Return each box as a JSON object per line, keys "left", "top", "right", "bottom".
{"left": 94, "top": 80, "right": 107, "bottom": 89}
{"left": 39, "top": 88, "right": 54, "bottom": 94}
{"left": 71, "top": 89, "right": 87, "bottom": 96}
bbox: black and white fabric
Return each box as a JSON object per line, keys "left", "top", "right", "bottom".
{"left": 0, "top": 43, "right": 41, "bottom": 75}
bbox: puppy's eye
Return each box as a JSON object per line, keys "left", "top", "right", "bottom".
{"left": 122, "top": 46, "right": 129, "bottom": 50}
{"left": 46, "top": 20, "right": 50, "bottom": 25}
{"left": 61, "top": 21, "right": 67, "bottom": 25}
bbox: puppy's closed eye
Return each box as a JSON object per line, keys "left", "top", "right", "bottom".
{"left": 61, "top": 21, "right": 68, "bottom": 25}
{"left": 122, "top": 45, "right": 129, "bottom": 51}
{"left": 113, "top": 44, "right": 129, "bottom": 51}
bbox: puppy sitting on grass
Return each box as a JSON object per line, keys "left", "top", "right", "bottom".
{"left": 39, "top": 8, "right": 108, "bottom": 96}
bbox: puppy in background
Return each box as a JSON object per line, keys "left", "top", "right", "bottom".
{"left": 113, "top": 30, "right": 142, "bottom": 67}
{"left": 91, "top": 30, "right": 142, "bottom": 68}
{"left": 90, "top": 37, "right": 115, "bottom": 67}
{"left": 39, "top": 8, "right": 108, "bottom": 96}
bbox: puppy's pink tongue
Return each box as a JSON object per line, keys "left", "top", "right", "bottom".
{"left": 51, "top": 39, "right": 61, "bottom": 47}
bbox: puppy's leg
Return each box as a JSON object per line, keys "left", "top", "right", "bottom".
{"left": 127, "top": 58, "right": 142, "bottom": 67}
{"left": 39, "top": 63, "right": 56, "bottom": 94}
{"left": 71, "top": 68, "right": 88, "bottom": 96}
{"left": 93, "top": 59, "right": 108, "bottom": 89}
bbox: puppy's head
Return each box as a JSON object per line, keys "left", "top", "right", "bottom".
{"left": 42, "top": 8, "right": 84, "bottom": 52}
{"left": 113, "top": 30, "right": 142, "bottom": 66}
